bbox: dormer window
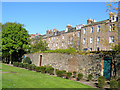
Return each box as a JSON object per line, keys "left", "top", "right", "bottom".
{"left": 112, "top": 16, "right": 114, "bottom": 20}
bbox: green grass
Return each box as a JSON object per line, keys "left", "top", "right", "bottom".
{"left": 2, "top": 64, "right": 92, "bottom": 88}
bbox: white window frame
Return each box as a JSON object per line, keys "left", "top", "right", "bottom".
{"left": 78, "top": 32, "right": 80, "bottom": 37}
{"left": 62, "top": 35, "right": 64, "bottom": 39}
{"left": 109, "top": 36, "right": 114, "bottom": 43}
{"left": 83, "top": 38, "right": 86, "bottom": 44}
{"left": 90, "top": 27, "right": 93, "bottom": 33}
{"left": 97, "top": 25, "right": 100, "bottom": 32}
{"left": 97, "top": 37, "right": 100, "bottom": 44}
{"left": 90, "top": 37, "right": 93, "bottom": 44}
{"left": 84, "top": 28, "right": 86, "bottom": 34}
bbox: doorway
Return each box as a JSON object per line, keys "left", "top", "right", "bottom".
{"left": 103, "top": 57, "right": 112, "bottom": 80}
{"left": 40, "top": 55, "right": 42, "bottom": 66}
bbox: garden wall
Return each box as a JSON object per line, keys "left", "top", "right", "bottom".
{"left": 24, "top": 53, "right": 103, "bottom": 80}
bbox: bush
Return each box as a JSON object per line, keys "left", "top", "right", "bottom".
{"left": 40, "top": 66, "right": 46, "bottom": 73}
{"left": 18, "top": 63, "right": 23, "bottom": 68}
{"left": 56, "top": 70, "right": 64, "bottom": 77}
{"left": 118, "top": 81, "right": 120, "bottom": 89}
{"left": 35, "top": 67, "right": 41, "bottom": 72}
{"left": 23, "top": 63, "right": 29, "bottom": 69}
{"left": 23, "top": 57, "right": 32, "bottom": 64}
{"left": 28, "top": 64, "right": 36, "bottom": 70}
{"left": 31, "top": 64, "right": 36, "bottom": 70}
{"left": 28, "top": 64, "right": 33, "bottom": 70}
{"left": 78, "top": 73, "right": 83, "bottom": 80}
{"left": 87, "top": 74, "right": 93, "bottom": 81}
{"left": 73, "top": 71, "right": 77, "bottom": 78}
{"left": 62, "top": 70, "right": 66, "bottom": 76}
{"left": 110, "top": 80, "right": 118, "bottom": 88}
{"left": 13, "top": 62, "right": 19, "bottom": 67}
{"left": 66, "top": 72, "right": 72, "bottom": 79}
{"left": 44, "top": 65, "right": 54, "bottom": 75}
{"left": 98, "top": 76, "right": 105, "bottom": 88}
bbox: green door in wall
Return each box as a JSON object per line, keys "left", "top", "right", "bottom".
{"left": 103, "top": 58, "right": 112, "bottom": 80}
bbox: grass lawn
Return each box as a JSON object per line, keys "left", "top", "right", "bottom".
{"left": 2, "top": 64, "right": 92, "bottom": 88}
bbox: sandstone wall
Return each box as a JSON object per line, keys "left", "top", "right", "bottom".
{"left": 25, "top": 53, "right": 103, "bottom": 79}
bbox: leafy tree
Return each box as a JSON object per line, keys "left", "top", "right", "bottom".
{"left": 30, "top": 37, "right": 48, "bottom": 53}
{"left": 2, "top": 22, "right": 30, "bottom": 63}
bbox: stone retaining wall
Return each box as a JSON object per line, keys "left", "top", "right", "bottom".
{"left": 25, "top": 53, "right": 103, "bottom": 80}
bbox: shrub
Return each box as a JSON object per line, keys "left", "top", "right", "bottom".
{"left": 18, "top": 63, "right": 23, "bottom": 68}
{"left": 28, "top": 64, "right": 36, "bottom": 70}
{"left": 31, "top": 64, "right": 36, "bottom": 70}
{"left": 111, "top": 76, "right": 118, "bottom": 81}
{"left": 78, "top": 73, "right": 83, "bottom": 80}
{"left": 28, "top": 64, "right": 33, "bottom": 70}
{"left": 87, "top": 74, "right": 93, "bottom": 81}
{"left": 40, "top": 66, "right": 46, "bottom": 73}
{"left": 56, "top": 70, "right": 64, "bottom": 77}
{"left": 35, "top": 67, "right": 41, "bottom": 72}
{"left": 45, "top": 65, "right": 54, "bottom": 74}
{"left": 98, "top": 76, "right": 105, "bottom": 88}
{"left": 73, "top": 71, "right": 77, "bottom": 78}
{"left": 23, "top": 63, "right": 29, "bottom": 69}
{"left": 66, "top": 72, "right": 72, "bottom": 79}
{"left": 62, "top": 70, "right": 66, "bottom": 76}
{"left": 23, "top": 57, "right": 32, "bottom": 64}
{"left": 118, "top": 81, "right": 120, "bottom": 89}
{"left": 110, "top": 80, "right": 118, "bottom": 88}
{"left": 13, "top": 62, "right": 19, "bottom": 67}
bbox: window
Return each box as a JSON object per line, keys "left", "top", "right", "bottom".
{"left": 109, "top": 36, "right": 114, "bottom": 43}
{"left": 71, "top": 37, "right": 73, "bottom": 41}
{"left": 113, "top": 24, "right": 115, "bottom": 30}
{"left": 112, "top": 16, "right": 114, "bottom": 20}
{"left": 97, "top": 37, "right": 100, "bottom": 44}
{"left": 90, "top": 48, "right": 92, "bottom": 51}
{"left": 110, "top": 24, "right": 115, "bottom": 31}
{"left": 52, "top": 37, "right": 53, "bottom": 40}
{"left": 73, "top": 32, "right": 74, "bottom": 36}
{"left": 57, "top": 36, "right": 58, "bottom": 40}
{"left": 84, "top": 28, "right": 86, "bottom": 34}
{"left": 97, "top": 47, "right": 100, "bottom": 51}
{"left": 62, "top": 42, "right": 64, "bottom": 47}
{"left": 91, "top": 27, "right": 93, "bottom": 33}
{"left": 68, "top": 41, "right": 70, "bottom": 44}
{"left": 78, "top": 32, "right": 80, "bottom": 37}
{"left": 90, "top": 37, "right": 93, "bottom": 44}
{"left": 97, "top": 26, "right": 100, "bottom": 32}
{"left": 62, "top": 35, "right": 64, "bottom": 39}
{"left": 48, "top": 44, "right": 49, "bottom": 47}
{"left": 49, "top": 38, "right": 50, "bottom": 41}
{"left": 83, "top": 38, "right": 86, "bottom": 44}
{"left": 110, "top": 25, "right": 112, "bottom": 31}
{"left": 78, "top": 41, "right": 80, "bottom": 45}
{"left": 56, "top": 43, "right": 58, "bottom": 46}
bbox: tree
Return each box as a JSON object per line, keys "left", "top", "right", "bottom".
{"left": 2, "top": 22, "right": 30, "bottom": 63}
{"left": 101, "top": 0, "right": 120, "bottom": 52}
{"left": 30, "top": 36, "right": 48, "bottom": 53}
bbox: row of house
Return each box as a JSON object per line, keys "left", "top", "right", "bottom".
{"left": 31, "top": 12, "right": 119, "bottom": 51}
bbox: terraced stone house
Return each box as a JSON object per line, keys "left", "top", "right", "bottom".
{"left": 37, "top": 12, "right": 119, "bottom": 51}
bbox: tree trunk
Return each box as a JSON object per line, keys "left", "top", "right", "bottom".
{"left": 10, "top": 54, "right": 12, "bottom": 64}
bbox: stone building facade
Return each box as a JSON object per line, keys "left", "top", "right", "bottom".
{"left": 40, "top": 13, "right": 119, "bottom": 51}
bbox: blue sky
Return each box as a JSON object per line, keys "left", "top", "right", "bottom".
{"left": 2, "top": 2, "right": 118, "bottom": 35}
